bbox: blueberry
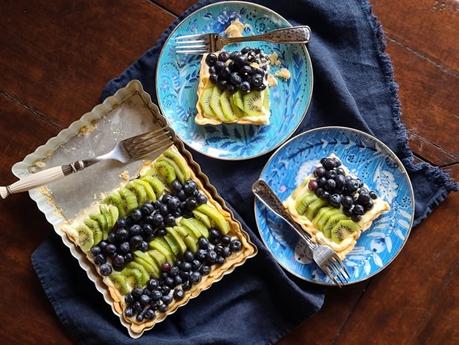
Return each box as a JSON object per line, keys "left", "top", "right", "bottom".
{"left": 183, "top": 251, "right": 194, "bottom": 263}
{"left": 144, "top": 308, "right": 155, "bottom": 320}
{"left": 99, "top": 263, "right": 112, "bottom": 276}
{"left": 239, "top": 81, "right": 251, "bottom": 92}
{"left": 124, "top": 307, "right": 135, "bottom": 318}
{"left": 171, "top": 180, "right": 182, "bottom": 192}
{"left": 215, "top": 244, "right": 224, "bottom": 255}
{"left": 335, "top": 174, "right": 345, "bottom": 188}
{"left": 230, "top": 72, "right": 242, "bottom": 85}
{"left": 105, "top": 244, "right": 117, "bottom": 255}
{"left": 129, "top": 224, "right": 142, "bottom": 236}
{"left": 218, "top": 51, "right": 230, "bottom": 62}
{"left": 216, "top": 256, "right": 225, "bottom": 265}
{"left": 165, "top": 277, "right": 175, "bottom": 287}
{"left": 185, "top": 197, "right": 197, "bottom": 210}
{"left": 107, "top": 232, "right": 117, "bottom": 244}
{"left": 364, "top": 199, "right": 374, "bottom": 211}
{"left": 209, "top": 228, "right": 221, "bottom": 243}
{"left": 336, "top": 167, "right": 346, "bottom": 175}
{"left": 115, "top": 228, "right": 129, "bottom": 242}
{"left": 140, "top": 294, "right": 151, "bottom": 306}
{"left": 205, "top": 53, "right": 217, "bottom": 66}
{"left": 358, "top": 193, "right": 371, "bottom": 206}
{"left": 345, "top": 179, "right": 360, "bottom": 193}
{"left": 226, "top": 84, "right": 236, "bottom": 93}
{"left": 169, "top": 266, "right": 179, "bottom": 277}
{"left": 317, "top": 177, "right": 327, "bottom": 186}
{"left": 253, "top": 83, "right": 266, "bottom": 91}
{"left": 220, "top": 66, "right": 231, "bottom": 78}
{"left": 315, "top": 187, "right": 325, "bottom": 198}
{"left": 162, "top": 295, "right": 173, "bottom": 305}
{"left": 240, "top": 65, "right": 252, "bottom": 75}
{"left": 124, "top": 253, "right": 134, "bottom": 263}
{"left": 329, "top": 194, "right": 342, "bottom": 208}
{"left": 147, "top": 278, "right": 159, "bottom": 290}
{"left": 174, "top": 275, "right": 183, "bottom": 286}
{"left": 234, "top": 55, "right": 247, "bottom": 66}
{"left": 221, "top": 235, "right": 231, "bottom": 246}
{"left": 341, "top": 196, "right": 353, "bottom": 209}
{"left": 208, "top": 66, "right": 216, "bottom": 75}
{"left": 180, "top": 262, "right": 192, "bottom": 272}
{"left": 196, "top": 249, "right": 207, "bottom": 261}
{"left": 113, "top": 254, "right": 125, "bottom": 267}
{"left": 150, "top": 290, "right": 162, "bottom": 301}
{"left": 157, "top": 228, "right": 167, "bottom": 237}
{"left": 322, "top": 158, "right": 336, "bottom": 170}
{"left": 369, "top": 191, "right": 378, "bottom": 199}
{"left": 343, "top": 206, "right": 353, "bottom": 217}
{"left": 136, "top": 313, "right": 144, "bottom": 322}
{"left": 132, "top": 287, "right": 143, "bottom": 298}
{"left": 174, "top": 289, "right": 185, "bottom": 300}
{"left": 198, "top": 237, "right": 209, "bottom": 249}
{"left": 206, "top": 250, "right": 218, "bottom": 264}
{"left": 161, "top": 262, "right": 171, "bottom": 272}
{"left": 94, "top": 254, "right": 106, "bottom": 265}
{"left": 98, "top": 241, "right": 108, "bottom": 250}
{"left": 221, "top": 247, "right": 231, "bottom": 258}
{"left": 353, "top": 205, "right": 364, "bottom": 215}
{"left": 140, "top": 241, "right": 148, "bottom": 252}
{"left": 116, "top": 219, "right": 127, "bottom": 228}
{"left": 230, "top": 239, "right": 242, "bottom": 252}
{"left": 190, "top": 271, "right": 202, "bottom": 284}
{"left": 200, "top": 265, "right": 211, "bottom": 275}
{"left": 179, "top": 271, "right": 190, "bottom": 281}
{"left": 142, "top": 224, "right": 154, "bottom": 237}
{"left": 241, "top": 47, "right": 251, "bottom": 54}
{"left": 151, "top": 212, "right": 164, "bottom": 227}
{"left": 161, "top": 286, "right": 171, "bottom": 295}
{"left": 351, "top": 214, "right": 362, "bottom": 222}
{"left": 91, "top": 246, "right": 101, "bottom": 256}
{"left": 125, "top": 293, "right": 135, "bottom": 305}
{"left": 322, "top": 191, "right": 330, "bottom": 200}
{"left": 164, "top": 214, "right": 176, "bottom": 227}
{"left": 230, "top": 51, "right": 241, "bottom": 60}
{"left": 141, "top": 203, "right": 155, "bottom": 216}
{"left": 325, "top": 170, "right": 337, "bottom": 179}
{"left": 131, "top": 209, "right": 142, "bottom": 222}
{"left": 191, "top": 259, "right": 202, "bottom": 271}
{"left": 196, "top": 193, "right": 208, "bottom": 205}
{"left": 250, "top": 74, "right": 264, "bottom": 87}
{"left": 130, "top": 235, "right": 143, "bottom": 250}
{"left": 308, "top": 180, "right": 318, "bottom": 191}
{"left": 184, "top": 181, "right": 197, "bottom": 195}
{"left": 132, "top": 301, "right": 142, "bottom": 312}
{"left": 159, "top": 204, "right": 169, "bottom": 216}
{"left": 333, "top": 158, "right": 342, "bottom": 167}
{"left": 182, "top": 280, "right": 192, "bottom": 291}
{"left": 215, "top": 61, "right": 226, "bottom": 71}
{"left": 209, "top": 74, "right": 218, "bottom": 84}
{"left": 158, "top": 303, "right": 168, "bottom": 313}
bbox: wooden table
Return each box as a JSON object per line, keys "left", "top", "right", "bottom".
{"left": 0, "top": 1, "right": 457, "bottom": 344}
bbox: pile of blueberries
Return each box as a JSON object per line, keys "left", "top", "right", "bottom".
{"left": 205, "top": 47, "right": 268, "bottom": 93}
{"left": 91, "top": 180, "right": 208, "bottom": 276}
{"left": 124, "top": 230, "right": 243, "bottom": 321}
{"left": 308, "top": 157, "right": 378, "bottom": 222}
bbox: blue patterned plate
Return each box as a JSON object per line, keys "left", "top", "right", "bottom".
{"left": 156, "top": 1, "right": 313, "bottom": 160}
{"left": 254, "top": 127, "right": 415, "bottom": 285}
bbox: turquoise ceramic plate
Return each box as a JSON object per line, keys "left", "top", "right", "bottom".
{"left": 156, "top": 1, "right": 313, "bottom": 160}
{"left": 254, "top": 127, "right": 415, "bottom": 285}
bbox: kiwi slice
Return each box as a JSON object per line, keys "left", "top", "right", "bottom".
{"left": 192, "top": 210, "right": 212, "bottom": 228}
{"left": 295, "top": 191, "right": 317, "bottom": 215}
{"left": 99, "top": 205, "right": 113, "bottom": 230}
{"left": 148, "top": 249, "right": 167, "bottom": 267}
{"left": 243, "top": 91, "right": 264, "bottom": 116}
{"left": 154, "top": 160, "right": 177, "bottom": 184}
{"left": 149, "top": 238, "right": 175, "bottom": 264}
{"left": 127, "top": 181, "right": 147, "bottom": 205}
{"left": 174, "top": 226, "right": 198, "bottom": 253}
{"left": 120, "top": 188, "right": 138, "bottom": 213}
{"left": 108, "top": 205, "right": 119, "bottom": 228}
{"left": 220, "top": 91, "right": 237, "bottom": 121}
{"left": 331, "top": 220, "right": 359, "bottom": 244}
{"left": 76, "top": 224, "right": 94, "bottom": 252}
{"left": 134, "top": 251, "right": 160, "bottom": 278}
{"left": 166, "top": 227, "right": 187, "bottom": 255}
{"left": 126, "top": 262, "right": 149, "bottom": 286}
{"left": 312, "top": 206, "right": 335, "bottom": 227}
{"left": 141, "top": 175, "right": 166, "bottom": 198}
{"left": 109, "top": 273, "right": 130, "bottom": 295}
{"left": 90, "top": 213, "right": 107, "bottom": 232}
{"left": 163, "top": 149, "right": 191, "bottom": 181}
{"left": 164, "top": 233, "right": 180, "bottom": 257}
{"left": 178, "top": 219, "right": 201, "bottom": 239}
{"left": 210, "top": 85, "right": 226, "bottom": 121}
{"left": 199, "top": 85, "right": 215, "bottom": 117}
{"left": 263, "top": 88, "right": 270, "bottom": 112}
{"left": 322, "top": 213, "right": 349, "bottom": 239}
{"left": 232, "top": 91, "right": 244, "bottom": 111}
{"left": 196, "top": 204, "right": 230, "bottom": 235}
{"left": 305, "top": 199, "right": 328, "bottom": 221}
{"left": 157, "top": 157, "right": 185, "bottom": 183}
{"left": 122, "top": 266, "right": 147, "bottom": 288}
{"left": 84, "top": 218, "right": 103, "bottom": 245}
{"left": 132, "top": 179, "right": 156, "bottom": 202}
{"left": 103, "top": 191, "right": 126, "bottom": 218}
{"left": 180, "top": 218, "right": 208, "bottom": 238}
{"left": 316, "top": 208, "right": 341, "bottom": 231}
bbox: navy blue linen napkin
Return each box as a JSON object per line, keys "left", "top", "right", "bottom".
{"left": 32, "top": 0, "right": 458, "bottom": 344}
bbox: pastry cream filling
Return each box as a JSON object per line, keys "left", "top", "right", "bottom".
{"left": 284, "top": 156, "right": 390, "bottom": 259}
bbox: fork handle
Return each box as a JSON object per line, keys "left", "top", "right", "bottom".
{"left": 222, "top": 25, "right": 311, "bottom": 45}
{"left": 0, "top": 159, "right": 97, "bottom": 199}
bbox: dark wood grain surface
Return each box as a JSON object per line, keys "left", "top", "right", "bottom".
{"left": 0, "top": 1, "right": 457, "bottom": 344}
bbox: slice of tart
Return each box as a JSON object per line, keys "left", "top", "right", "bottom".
{"left": 63, "top": 145, "right": 254, "bottom": 332}
{"left": 284, "top": 155, "right": 390, "bottom": 259}
{"left": 195, "top": 48, "right": 271, "bottom": 125}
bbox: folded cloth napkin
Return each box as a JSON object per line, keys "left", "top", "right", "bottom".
{"left": 32, "top": 0, "right": 458, "bottom": 344}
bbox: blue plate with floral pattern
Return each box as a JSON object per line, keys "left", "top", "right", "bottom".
{"left": 156, "top": 1, "right": 313, "bottom": 160}
{"left": 254, "top": 127, "right": 415, "bottom": 285}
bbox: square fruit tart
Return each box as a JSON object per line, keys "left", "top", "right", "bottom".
{"left": 284, "top": 155, "right": 390, "bottom": 259}
{"left": 63, "top": 145, "right": 255, "bottom": 332}
{"left": 196, "top": 47, "right": 272, "bottom": 125}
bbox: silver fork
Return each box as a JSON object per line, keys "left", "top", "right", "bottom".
{"left": 175, "top": 25, "right": 311, "bottom": 54}
{"left": 0, "top": 127, "right": 173, "bottom": 199}
{"left": 252, "top": 179, "right": 350, "bottom": 287}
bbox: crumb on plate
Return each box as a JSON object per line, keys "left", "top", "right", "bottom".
{"left": 275, "top": 68, "right": 291, "bottom": 80}
{"left": 224, "top": 18, "right": 245, "bottom": 38}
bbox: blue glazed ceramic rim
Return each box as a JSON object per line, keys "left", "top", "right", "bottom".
{"left": 254, "top": 126, "right": 415, "bottom": 286}
{"left": 155, "top": 1, "right": 314, "bottom": 161}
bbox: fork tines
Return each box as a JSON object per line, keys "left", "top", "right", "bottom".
{"left": 328, "top": 257, "right": 350, "bottom": 286}
{"left": 175, "top": 33, "right": 209, "bottom": 54}
{"left": 123, "top": 127, "right": 173, "bottom": 159}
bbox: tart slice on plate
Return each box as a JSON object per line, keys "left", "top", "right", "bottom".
{"left": 284, "top": 154, "right": 390, "bottom": 259}
{"left": 63, "top": 145, "right": 256, "bottom": 333}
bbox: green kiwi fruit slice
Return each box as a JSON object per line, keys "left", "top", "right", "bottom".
{"left": 132, "top": 179, "right": 156, "bottom": 201}
{"left": 199, "top": 85, "right": 215, "bottom": 117}
{"left": 166, "top": 227, "right": 187, "bottom": 255}
{"left": 174, "top": 226, "right": 198, "bottom": 253}
{"left": 149, "top": 238, "right": 175, "bottom": 264}
{"left": 76, "top": 224, "right": 94, "bottom": 252}
{"left": 195, "top": 204, "right": 230, "bottom": 235}
{"left": 180, "top": 217, "right": 209, "bottom": 238}
{"left": 164, "top": 233, "right": 180, "bottom": 257}
{"left": 210, "top": 85, "right": 226, "bottom": 121}
{"left": 312, "top": 206, "right": 335, "bottom": 227}
{"left": 148, "top": 249, "right": 167, "bottom": 267}
{"left": 154, "top": 160, "right": 177, "bottom": 184}
{"left": 220, "top": 90, "right": 237, "bottom": 121}
{"left": 295, "top": 191, "right": 317, "bottom": 215}
{"left": 263, "top": 88, "right": 270, "bottom": 112}
{"left": 243, "top": 91, "right": 264, "bottom": 116}
{"left": 141, "top": 176, "right": 166, "bottom": 198}
{"left": 322, "top": 213, "right": 349, "bottom": 239}
{"left": 232, "top": 91, "right": 244, "bottom": 111}
{"left": 178, "top": 218, "right": 201, "bottom": 239}
{"left": 122, "top": 266, "right": 146, "bottom": 288}
{"left": 158, "top": 157, "right": 185, "bottom": 183}
{"left": 192, "top": 210, "right": 212, "bottom": 228}
{"left": 84, "top": 218, "right": 103, "bottom": 245}
{"left": 126, "top": 262, "right": 149, "bottom": 286}
{"left": 108, "top": 205, "right": 119, "bottom": 228}
{"left": 109, "top": 273, "right": 130, "bottom": 295}
{"left": 120, "top": 188, "right": 138, "bottom": 213}
{"left": 305, "top": 199, "right": 328, "bottom": 221}
{"left": 127, "top": 181, "right": 147, "bottom": 205}
{"left": 331, "top": 220, "right": 359, "bottom": 244}
{"left": 163, "top": 150, "right": 191, "bottom": 181}
{"left": 99, "top": 205, "right": 113, "bottom": 230}
{"left": 103, "top": 191, "right": 126, "bottom": 218}
{"left": 134, "top": 251, "right": 160, "bottom": 278}
{"left": 90, "top": 213, "right": 107, "bottom": 232}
